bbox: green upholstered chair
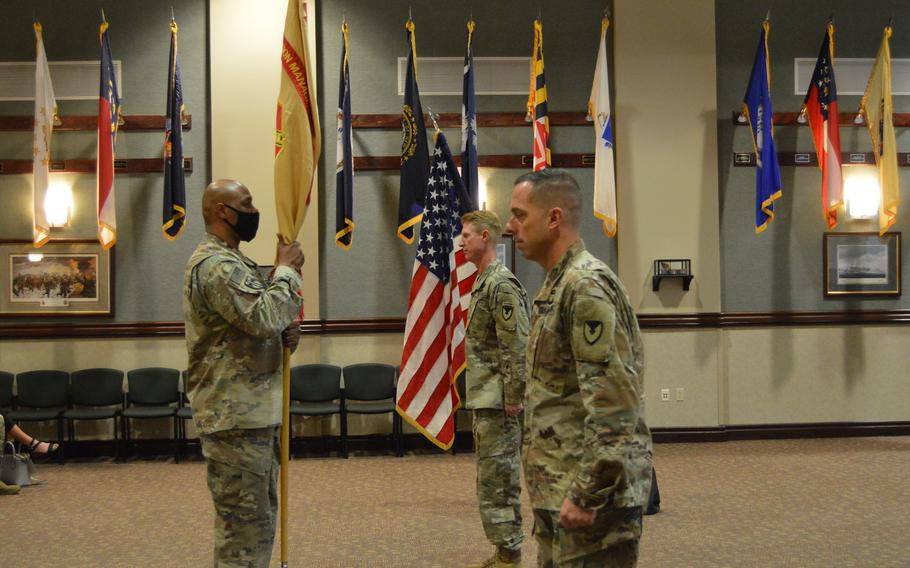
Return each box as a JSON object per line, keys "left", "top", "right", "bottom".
{"left": 289, "top": 364, "right": 344, "bottom": 457}
{"left": 176, "top": 370, "right": 193, "bottom": 461}
{"left": 8, "top": 370, "right": 68, "bottom": 463}
{"left": 342, "top": 363, "right": 402, "bottom": 457}
{"left": 0, "top": 371, "right": 12, "bottom": 415}
{"left": 123, "top": 367, "right": 179, "bottom": 461}
{"left": 63, "top": 368, "right": 124, "bottom": 459}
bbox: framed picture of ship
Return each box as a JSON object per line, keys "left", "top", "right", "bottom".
{"left": 824, "top": 232, "right": 900, "bottom": 297}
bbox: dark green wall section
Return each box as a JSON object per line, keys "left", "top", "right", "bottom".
{"left": 315, "top": 0, "right": 617, "bottom": 319}
{"left": 0, "top": 0, "right": 208, "bottom": 324}
{"left": 717, "top": 0, "right": 910, "bottom": 311}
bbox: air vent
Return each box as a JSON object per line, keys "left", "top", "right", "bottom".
{"left": 793, "top": 57, "right": 910, "bottom": 95}
{"left": 398, "top": 56, "right": 529, "bottom": 96}
{"left": 0, "top": 61, "right": 123, "bottom": 101}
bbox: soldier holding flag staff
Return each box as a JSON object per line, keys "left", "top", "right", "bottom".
{"left": 183, "top": 179, "right": 304, "bottom": 568}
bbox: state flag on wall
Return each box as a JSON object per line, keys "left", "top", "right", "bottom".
{"left": 398, "top": 18, "right": 429, "bottom": 244}
{"left": 527, "top": 18, "right": 550, "bottom": 171}
{"left": 335, "top": 21, "right": 354, "bottom": 249}
{"left": 97, "top": 16, "right": 121, "bottom": 250}
{"left": 163, "top": 17, "right": 186, "bottom": 240}
{"left": 460, "top": 19, "right": 478, "bottom": 207}
{"left": 742, "top": 18, "right": 781, "bottom": 234}
{"left": 802, "top": 21, "right": 842, "bottom": 230}
{"left": 859, "top": 25, "right": 899, "bottom": 235}
{"left": 588, "top": 16, "right": 617, "bottom": 237}
{"left": 33, "top": 21, "right": 58, "bottom": 248}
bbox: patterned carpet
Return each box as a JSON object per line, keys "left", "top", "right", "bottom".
{"left": 3, "top": 436, "right": 909, "bottom": 567}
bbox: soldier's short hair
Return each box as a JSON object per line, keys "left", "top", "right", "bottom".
{"left": 461, "top": 210, "right": 502, "bottom": 242}
{"left": 513, "top": 168, "right": 582, "bottom": 227}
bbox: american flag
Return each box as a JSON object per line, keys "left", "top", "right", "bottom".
{"left": 528, "top": 18, "right": 550, "bottom": 171}
{"left": 397, "top": 131, "right": 476, "bottom": 450}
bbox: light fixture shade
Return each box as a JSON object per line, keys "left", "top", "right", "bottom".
{"left": 44, "top": 180, "right": 73, "bottom": 227}
{"left": 842, "top": 165, "right": 881, "bottom": 220}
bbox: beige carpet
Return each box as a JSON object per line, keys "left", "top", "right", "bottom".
{"left": 3, "top": 436, "right": 909, "bottom": 567}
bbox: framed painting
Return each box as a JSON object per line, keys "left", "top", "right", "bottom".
{"left": 823, "top": 232, "right": 900, "bottom": 297}
{"left": 0, "top": 239, "right": 113, "bottom": 316}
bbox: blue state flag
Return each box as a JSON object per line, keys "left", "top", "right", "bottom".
{"left": 163, "top": 18, "right": 186, "bottom": 240}
{"left": 742, "top": 19, "right": 781, "bottom": 233}
{"left": 398, "top": 19, "right": 429, "bottom": 244}
{"left": 460, "top": 20, "right": 478, "bottom": 209}
{"left": 335, "top": 21, "right": 354, "bottom": 249}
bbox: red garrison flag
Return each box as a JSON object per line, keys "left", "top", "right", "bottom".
{"left": 97, "top": 17, "right": 120, "bottom": 250}
{"left": 802, "top": 22, "right": 843, "bottom": 229}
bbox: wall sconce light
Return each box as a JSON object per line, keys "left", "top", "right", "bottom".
{"left": 44, "top": 180, "right": 74, "bottom": 227}
{"left": 478, "top": 169, "right": 489, "bottom": 210}
{"left": 842, "top": 164, "right": 880, "bottom": 220}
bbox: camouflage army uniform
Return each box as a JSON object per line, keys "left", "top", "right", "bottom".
{"left": 524, "top": 240, "right": 652, "bottom": 567}
{"left": 466, "top": 259, "right": 530, "bottom": 553}
{"left": 183, "top": 233, "right": 302, "bottom": 568}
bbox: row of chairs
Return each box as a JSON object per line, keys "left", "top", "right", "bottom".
{"left": 0, "top": 363, "right": 407, "bottom": 462}
{"left": 1, "top": 368, "right": 182, "bottom": 463}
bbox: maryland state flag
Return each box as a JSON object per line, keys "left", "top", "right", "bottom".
{"left": 97, "top": 16, "right": 121, "bottom": 250}
{"left": 742, "top": 19, "right": 781, "bottom": 233}
{"left": 527, "top": 18, "right": 550, "bottom": 171}
{"left": 398, "top": 19, "right": 429, "bottom": 244}
{"left": 275, "top": 0, "right": 321, "bottom": 242}
{"left": 335, "top": 21, "right": 354, "bottom": 249}
{"left": 802, "top": 22, "right": 843, "bottom": 230}
{"left": 163, "top": 18, "right": 186, "bottom": 240}
{"left": 859, "top": 25, "right": 899, "bottom": 236}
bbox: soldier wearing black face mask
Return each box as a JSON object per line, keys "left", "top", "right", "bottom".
{"left": 182, "top": 179, "right": 305, "bottom": 567}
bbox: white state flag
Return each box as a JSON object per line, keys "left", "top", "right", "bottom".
{"left": 33, "top": 22, "right": 58, "bottom": 247}
{"left": 588, "top": 18, "right": 617, "bottom": 237}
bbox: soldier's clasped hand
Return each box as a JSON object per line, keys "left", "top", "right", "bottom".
{"left": 276, "top": 235, "right": 305, "bottom": 271}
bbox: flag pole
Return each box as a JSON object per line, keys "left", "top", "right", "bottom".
{"left": 280, "top": 342, "right": 291, "bottom": 568}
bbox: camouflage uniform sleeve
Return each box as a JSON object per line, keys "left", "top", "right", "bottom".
{"left": 489, "top": 281, "right": 529, "bottom": 406}
{"left": 565, "top": 277, "right": 642, "bottom": 510}
{"left": 196, "top": 259, "right": 303, "bottom": 339}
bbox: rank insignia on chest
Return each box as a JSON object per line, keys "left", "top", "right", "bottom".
{"left": 502, "top": 304, "right": 513, "bottom": 321}
{"left": 584, "top": 320, "right": 603, "bottom": 344}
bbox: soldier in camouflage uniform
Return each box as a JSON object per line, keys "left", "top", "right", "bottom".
{"left": 505, "top": 169, "right": 652, "bottom": 567}
{"left": 183, "top": 179, "right": 304, "bottom": 568}
{"left": 460, "top": 210, "right": 530, "bottom": 568}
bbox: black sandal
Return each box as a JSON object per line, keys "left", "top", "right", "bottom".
{"left": 27, "top": 438, "right": 59, "bottom": 455}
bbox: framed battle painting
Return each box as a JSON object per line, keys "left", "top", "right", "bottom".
{"left": 0, "top": 239, "right": 113, "bottom": 316}
{"left": 823, "top": 232, "right": 900, "bottom": 297}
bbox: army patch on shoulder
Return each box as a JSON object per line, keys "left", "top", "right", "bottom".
{"left": 583, "top": 320, "right": 604, "bottom": 344}
{"left": 502, "top": 304, "right": 514, "bottom": 321}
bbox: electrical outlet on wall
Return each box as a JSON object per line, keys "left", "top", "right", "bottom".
{"left": 660, "top": 388, "right": 671, "bottom": 401}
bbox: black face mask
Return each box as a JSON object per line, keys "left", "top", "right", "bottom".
{"left": 223, "top": 204, "right": 260, "bottom": 242}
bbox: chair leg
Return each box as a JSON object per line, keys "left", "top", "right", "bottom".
{"left": 114, "top": 416, "right": 120, "bottom": 462}
{"left": 452, "top": 413, "right": 458, "bottom": 456}
{"left": 395, "top": 413, "right": 403, "bottom": 458}
{"left": 173, "top": 417, "right": 180, "bottom": 464}
{"left": 340, "top": 410, "right": 348, "bottom": 459}
{"left": 57, "top": 418, "right": 65, "bottom": 464}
